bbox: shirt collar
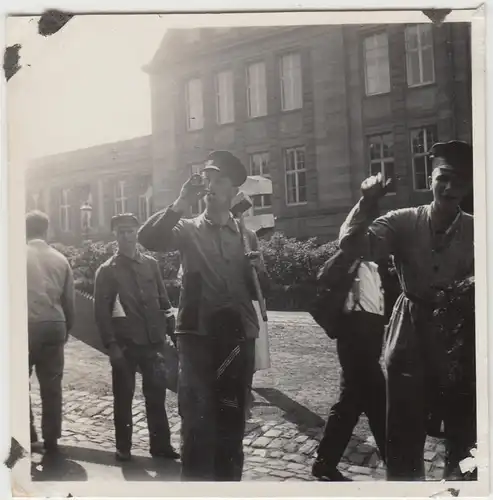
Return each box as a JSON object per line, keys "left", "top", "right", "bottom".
{"left": 200, "top": 212, "right": 239, "bottom": 233}
{"left": 27, "top": 239, "right": 48, "bottom": 247}
{"left": 428, "top": 203, "right": 463, "bottom": 236}
{"left": 116, "top": 249, "right": 144, "bottom": 263}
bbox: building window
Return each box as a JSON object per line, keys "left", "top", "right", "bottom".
{"left": 368, "top": 134, "right": 395, "bottom": 194}
{"left": 60, "top": 188, "right": 71, "bottom": 232}
{"left": 411, "top": 125, "right": 438, "bottom": 190}
{"left": 364, "top": 33, "right": 391, "bottom": 95}
{"left": 246, "top": 62, "right": 267, "bottom": 118}
{"left": 405, "top": 24, "right": 435, "bottom": 87}
{"left": 252, "top": 194, "right": 272, "bottom": 213}
{"left": 284, "top": 147, "right": 307, "bottom": 206}
{"left": 215, "top": 70, "right": 234, "bottom": 125}
{"left": 280, "top": 53, "right": 303, "bottom": 111}
{"left": 190, "top": 163, "right": 205, "bottom": 215}
{"left": 185, "top": 78, "right": 204, "bottom": 130}
{"left": 138, "top": 186, "right": 152, "bottom": 223}
{"left": 114, "top": 180, "right": 127, "bottom": 215}
{"left": 249, "top": 152, "right": 270, "bottom": 177}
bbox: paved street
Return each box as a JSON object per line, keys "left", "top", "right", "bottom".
{"left": 30, "top": 299, "right": 448, "bottom": 482}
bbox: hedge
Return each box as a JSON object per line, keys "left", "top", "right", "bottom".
{"left": 52, "top": 233, "right": 341, "bottom": 310}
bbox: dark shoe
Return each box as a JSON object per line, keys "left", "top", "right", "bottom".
{"left": 43, "top": 440, "right": 59, "bottom": 454}
{"left": 115, "top": 450, "right": 132, "bottom": 462}
{"left": 312, "top": 459, "right": 352, "bottom": 482}
{"left": 151, "top": 447, "right": 180, "bottom": 460}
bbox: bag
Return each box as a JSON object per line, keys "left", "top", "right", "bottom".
{"left": 308, "top": 249, "right": 361, "bottom": 339}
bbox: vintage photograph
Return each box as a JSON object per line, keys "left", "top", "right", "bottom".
{"left": 6, "top": 8, "right": 488, "bottom": 497}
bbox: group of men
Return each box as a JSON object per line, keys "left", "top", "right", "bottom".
{"left": 26, "top": 140, "right": 475, "bottom": 482}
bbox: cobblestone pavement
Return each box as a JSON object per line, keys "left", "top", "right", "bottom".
{"left": 30, "top": 317, "right": 448, "bottom": 482}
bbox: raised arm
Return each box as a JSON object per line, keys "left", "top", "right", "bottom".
{"left": 138, "top": 174, "right": 206, "bottom": 252}
{"left": 339, "top": 173, "right": 401, "bottom": 261}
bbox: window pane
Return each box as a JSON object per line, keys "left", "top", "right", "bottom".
{"left": 412, "top": 129, "right": 425, "bottom": 154}
{"left": 263, "top": 194, "right": 272, "bottom": 207}
{"left": 406, "top": 25, "right": 419, "bottom": 51}
{"left": 369, "top": 139, "right": 381, "bottom": 160}
{"left": 286, "top": 173, "right": 297, "bottom": 204}
{"left": 407, "top": 51, "right": 421, "bottom": 86}
{"left": 414, "top": 156, "right": 428, "bottom": 190}
{"left": 421, "top": 47, "right": 435, "bottom": 83}
{"left": 298, "top": 172, "right": 307, "bottom": 203}
{"left": 281, "top": 53, "right": 302, "bottom": 111}
{"left": 296, "top": 148, "right": 305, "bottom": 169}
{"left": 382, "top": 135, "right": 393, "bottom": 158}
{"left": 384, "top": 161, "right": 396, "bottom": 192}
{"left": 370, "top": 161, "right": 382, "bottom": 176}
{"left": 420, "top": 24, "right": 433, "bottom": 47}
{"left": 365, "top": 34, "right": 390, "bottom": 95}
{"left": 285, "top": 150, "right": 295, "bottom": 172}
{"left": 252, "top": 195, "right": 262, "bottom": 208}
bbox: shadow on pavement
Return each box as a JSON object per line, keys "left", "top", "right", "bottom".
{"left": 31, "top": 451, "right": 88, "bottom": 482}
{"left": 254, "top": 387, "right": 325, "bottom": 429}
{"left": 31, "top": 444, "right": 181, "bottom": 482}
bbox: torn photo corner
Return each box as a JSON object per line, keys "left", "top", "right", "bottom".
{"left": 5, "top": 5, "right": 489, "bottom": 499}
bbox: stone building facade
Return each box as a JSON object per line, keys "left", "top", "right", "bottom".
{"left": 145, "top": 23, "right": 472, "bottom": 240}
{"left": 26, "top": 23, "right": 472, "bottom": 244}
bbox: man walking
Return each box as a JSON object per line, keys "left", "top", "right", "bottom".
{"left": 26, "top": 210, "right": 75, "bottom": 453}
{"left": 94, "top": 213, "right": 179, "bottom": 462}
{"left": 338, "top": 140, "right": 474, "bottom": 480}
{"left": 312, "top": 260, "right": 387, "bottom": 481}
{"left": 138, "top": 151, "right": 268, "bottom": 481}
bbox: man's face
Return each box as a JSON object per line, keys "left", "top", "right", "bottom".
{"left": 204, "top": 170, "right": 237, "bottom": 210}
{"left": 430, "top": 161, "right": 471, "bottom": 211}
{"left": 114, "top": 224, "right": 138, "bottom": 253}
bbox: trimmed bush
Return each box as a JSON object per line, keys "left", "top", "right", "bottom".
{"left": 52, "top": 232, "right": 341, "bottom": 310}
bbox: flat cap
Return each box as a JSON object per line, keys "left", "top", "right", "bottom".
{"left": 428, "top": 140, "right": 473, "bottom": 181}
{"left": 111, "top": 213, "right": 139, "bottom": 231}
{"left": 203, "top": 150, "right": 247, "bottom": 187}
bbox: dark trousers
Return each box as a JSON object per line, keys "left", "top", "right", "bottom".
{"left": 111, "top": 341, "right": 172, "bottom": 454}
{"left": 177, "top": 334, "right": 255, "bottom": 482}
{"left": 317, "top": 312, "right": 387, "bottom": 467}
{"left": 383, "top": 295, "right": 450, "bottom": 480}
{"left": 29, "top": 321, "right": 66, "bottom": 443}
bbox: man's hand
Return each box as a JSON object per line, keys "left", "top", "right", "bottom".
{"left": 172, "top": 174, "right": 207, "bottom": 213}
{"left": 108, "top": 343, "right": 125, "bottom": 367}
{"left": 361, "top": 173, "right": 393, "bottom": 203}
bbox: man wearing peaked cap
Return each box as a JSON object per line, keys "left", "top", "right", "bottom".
{"left": 203, "top": 150, "right": 248, "bottom": 187}
{"left": 333, "top": 140, "right": 474, "bottom": 482}
{"left": 94, "top": 213, "right": 178, "bottom": 462}
{"left": 428, "top": 140, "right": 473, "bottom": 181}
{"left": 137, "top": 151, "right": 269, "bottom": 481}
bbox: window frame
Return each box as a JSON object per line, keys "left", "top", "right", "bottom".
{"left": 214, "top": 69, "right": 235, "bottom": 125}
{"left": 279, "top": 52, "right": 303, "bottom": 112}
{"left": 246, "top": 61, "right": 268, "bottom": 119}
{"left": 410, "top": 125, "right": 438, "bottom": 191}
{"left": 363, "top": 32, "right": 391, "bottom": 96}
{"left": 405, "top": 24, "right": 436, "bottom": 88}
{"left": 185, "top": 77, "right": 205, "bottom": 131}
{"left": 284, "top": 146, "right": 308, "bottom": 206}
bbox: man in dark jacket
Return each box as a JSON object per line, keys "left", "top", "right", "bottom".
{"left": 138, "top": 151, "right": 268, "bottom": 481}
{"left": 94, "top": 213, "right": 178, "bottom": 462}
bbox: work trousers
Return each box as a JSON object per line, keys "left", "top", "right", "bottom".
{"left": 383, "top": 295, "right": 450, "bottom": 481}
{"left": 29, "top": 321, "right": 66, "bottom": 443}
{"left": 177, "top": 334, "right": 256, "bottom": 481}
{"left": 317, "top": 312, "right": 387, "bottom": 466}
{"left": 111, "top": 341, "right": 172, "bottom": 454}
